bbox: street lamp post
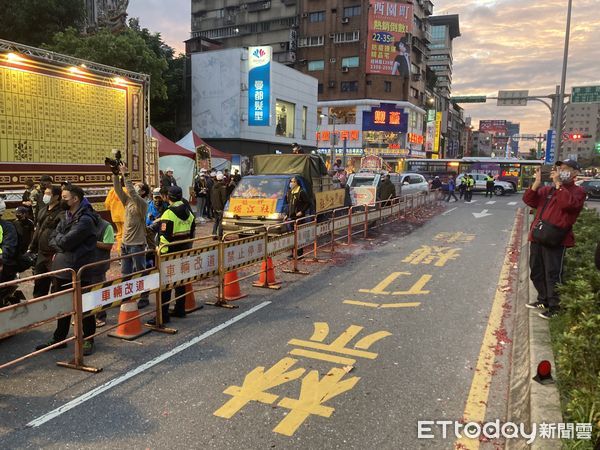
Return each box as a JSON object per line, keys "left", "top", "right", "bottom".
{"left": 555, "top": 0, "right": 573, "bottom": 162}
{"left": 320, "top": 113, "right": 337, "bottom": 169}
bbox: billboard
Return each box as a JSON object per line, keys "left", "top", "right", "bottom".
{"left": 433, "top": 112, "right": 442, "bottom": 153}
{"left": 479, "top": 120, "right": 508, "bottom": 135}
{"left": 248, "top": 46, "right": 272, "bottom": 126}
{"left": 0, "top": 55, "right": 145, "bottom": 185}
{"left": 362, "top": 103, "right": 408, "bottom": 133}
{"left": 366, "top": 1, "right": 413, "bottom": 75}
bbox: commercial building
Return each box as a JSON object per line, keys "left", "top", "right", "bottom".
{"left": 471, "top": 131, "right": 492, "bottom": 157}
{"left": 188, "top": 1, "right": 464, "bottom": 164}
{"left": 191, "top": 48, "right": 318, "bottom": 155}
{"left": 562, "top": 86, "right": 600, "bottom": 163}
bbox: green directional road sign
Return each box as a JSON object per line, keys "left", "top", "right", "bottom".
{"left": 571, "top": 86, "right": 600, "bottom": 103}
{"left": 451, "top": 96, "right": 487, "bottom": 103}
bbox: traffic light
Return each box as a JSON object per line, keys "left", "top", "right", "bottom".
{"left": 568, "top": 133, "right": 592, "bottom": 140}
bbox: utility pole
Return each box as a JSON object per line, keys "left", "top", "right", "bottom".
{"left": 555, "top": 0, "right": 573, "bottom": 162}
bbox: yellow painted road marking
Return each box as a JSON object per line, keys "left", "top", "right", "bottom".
{"left": 288, "top": 349, "right": 356, "bottom": 366}
{"left": 343, "top": 300, "right": 380, "bottom": 308}
{"left": 342, "top": 300, "right": 422, "bottom": 309}
{"left": 287, "top": 339, "right": 378, "bottom": 359}
{"left": 214, "top": 357, "right": 305, "bottom": 419}
{"left": 391, "top": 274, "right": 432, "bottom": 295}
{"left": 359, "top": 272, "right": 409, "bottom": 295}
{"left": 455, "top": 210, "right": 521, "bottom": 449}
{"left": 273, "top": 367, "right": 360, "bottom": 436}
{"left": 379, "top": 302, "right": 422, "bottom": 309}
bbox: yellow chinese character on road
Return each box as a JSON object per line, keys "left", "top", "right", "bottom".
{"left": 214, "top": 357, "right": 305, "bottom": 419}
{"left": 288, "top": 322, "right": 391, "bottom": 365}
{"left": 434, "top": 232, "right": 475, "bottom": 244}
{"left": 402, "top": 245, "right": 461, "bottom": 267}
{"left": 273, "top": 366, "right": 360, "bottom": 436}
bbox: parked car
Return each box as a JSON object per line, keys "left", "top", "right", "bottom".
{"left": 346, "top": 172, "right": 429, "bottom": 206}
{"left": 456, "top": 173, "right": 515, "bottom": 196}
{"left": 580, "top": 179, "right": 600, "bottom": 199}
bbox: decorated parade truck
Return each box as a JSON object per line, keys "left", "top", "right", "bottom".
{"left": 0, "top": 39, "right": 155, "bottom": 216}
{"left": 222, "top": 154, "right": 346, "bottom": 234}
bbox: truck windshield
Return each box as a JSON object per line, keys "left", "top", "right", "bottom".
{"left": 350, "top": 177, "right": 376, "bottom": 187}
{"left": 231, "top": 178, "right": 288, "bottom": 199}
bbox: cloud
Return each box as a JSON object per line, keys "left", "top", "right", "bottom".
{"left": 436, "top": 0, "right": 600, "bottom": 133}
{"left": 128, "top": 0, "right": 190, "bottom": 53}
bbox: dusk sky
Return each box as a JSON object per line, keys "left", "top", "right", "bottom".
{"left": 128, "top": 0, "right": 600, "bottom": 142}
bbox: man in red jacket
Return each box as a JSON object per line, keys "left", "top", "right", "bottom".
{"left": 523, "top": 159, "right": 586, "bottom": 319}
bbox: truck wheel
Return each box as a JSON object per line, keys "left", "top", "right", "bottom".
{"left": 494, "top": 186, "right": 505, "bottom": 196}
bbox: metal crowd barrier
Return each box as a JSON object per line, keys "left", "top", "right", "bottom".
{"left": 0, "top": 189, "right": 443, "bottom": 373}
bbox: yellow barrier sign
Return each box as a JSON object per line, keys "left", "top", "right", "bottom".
{"left": 228, "top": 198, "right": 277, "bottom": 216}
{"left": 315, "top": 189, "right": 345, "bottom": 212}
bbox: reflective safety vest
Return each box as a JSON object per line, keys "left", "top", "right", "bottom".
{"left": 159, "top": 201, "right": 194, "bottom": 254}
{"left": 485, "top": 175, "right": 494, "bottom": 183}
{"left": 466, "top": 178, "right": 475, "bottom": 189}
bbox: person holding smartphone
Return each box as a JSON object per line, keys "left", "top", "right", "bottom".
{"left": 522, "top": 161, "right": 586, "bottom": 319}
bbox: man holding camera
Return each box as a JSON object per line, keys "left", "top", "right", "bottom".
{"left": 113, "top": 165, "right": 149, "bottom": 307}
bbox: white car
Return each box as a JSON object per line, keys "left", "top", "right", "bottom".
{"left": 456, "top": 173, "right": 515, "bottom": 196}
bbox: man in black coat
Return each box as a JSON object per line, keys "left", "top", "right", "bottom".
{"left": 210, "top": 172, "right": 228, "bottom": 239}
{"left": 286, "top": 177, "right": 311, "bottom": 257}
{"left": 36, "top": 185, "right": 99, "bottom": 356}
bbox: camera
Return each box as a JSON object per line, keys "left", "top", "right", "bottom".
{"left": 105, "top": 149, "right": 123, "bottom": 175}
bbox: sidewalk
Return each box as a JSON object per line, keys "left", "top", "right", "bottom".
{"left": 507, "top": 210, "right": 563, "bottom": 450}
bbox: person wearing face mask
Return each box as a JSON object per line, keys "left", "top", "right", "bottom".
{"left": 523, "top": 160, "right": 586, "bottom": 319}
{"left": 36, "top": 184, "right": 99, "bottom": 355}
{"left": 210, "top": 172, "right": 227, "bottom": 239}
{"left": 113, "top": 165, "right": 149, "bottom": 308}
{"left": 286, "top": 177, "right": 310, "bottom": 258}
{"left": 28, "top": 186, "right": 63, "bottom": 298}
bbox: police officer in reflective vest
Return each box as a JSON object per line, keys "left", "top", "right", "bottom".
{"left": 148, "top": 186, "right": 195, "bottom": 325}
{"left": 465, "top": 175, "right": 475, "bottom": 202}
{"left": 485, "top": 173, "right": 495, "bottom": 198}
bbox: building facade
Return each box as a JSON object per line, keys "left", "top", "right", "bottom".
{"left": 471, "top": 131, "right": 492, "bottom": 157}
{"left": 189, "top": 1, "right": 464, "bottom": 164}
{"left": 562, "top": 95, "right": 600, "bottom": 163}
{"left": 191, "top": 48, "right": 318, "bottom": 155}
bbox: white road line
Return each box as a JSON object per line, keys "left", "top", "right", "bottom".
{"left": 508, "top": 202, "right": 518, "bottom": 206}
{"left": 442, "top": 207, "right": 458, "bottom": 215}
{"left": 485, "top": 201, "right": 496, "bottom": 205}
{"left": 26, "top": 301, "right": 272, "bottom": 428}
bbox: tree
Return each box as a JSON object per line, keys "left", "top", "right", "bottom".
{"left": 0, "top": 0, "right": 84, "bottom": 47}
{"left": 44, "top": 26, "right": 169, "bottom": 101}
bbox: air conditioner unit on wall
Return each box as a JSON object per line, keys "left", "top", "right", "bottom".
{"left": 328, "top": 81, "right": 336, "bottom": 88}
{"left": 341, "top": 17, "right": 349, "bottom": 24}
{"left": 329, "top": 33, "right": 335, "bottom": 39}
{"left": 342, "top": 66, "right": 349, "bottom": 73}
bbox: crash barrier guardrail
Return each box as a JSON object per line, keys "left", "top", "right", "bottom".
{"left": 0, "top": 190, "right": 442, "bottom": 372}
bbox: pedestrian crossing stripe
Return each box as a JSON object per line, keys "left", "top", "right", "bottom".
{"left": 485, "top": 201, "right": 496, "bottom": 205}
{"left": 508, "top": 202, "right": 517, "bottom": 206}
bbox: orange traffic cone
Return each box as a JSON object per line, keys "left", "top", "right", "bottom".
{"left": 222, "top": 270, "right": 247, "bottom": 301}
{"left": 184, "top": 283, "right": 203, "bottom": 313}
{"left": 253, "top": 257, "right": 281, "bottom": 289}
{"left": 108, "top": 300, "right": 151, "bottom": 340}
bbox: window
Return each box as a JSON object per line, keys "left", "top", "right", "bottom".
{"left": 411, "top": 63, "right": 420, "bottom": 74}
{"left": 341, "top": 81, "right": 358, "bottom": 92}
{"left": 329, "top": 106, "right": 357, "bottom": 124}
{"left": 341, "top": 56, "right": 359, "bottom": 68}
{"left": 410, "top": 87, "right": 419, "bottom": 98}
{"left": 308, "top": 60, "right": 325, "bottom": 71}
{"left": 302, "top": 106, "right": 307, "bottom": 140}
{"left": 308, "top": 11, "right": 325, "bottom": 22}
{"left": 297, "top": 35, "right": 324, "bottom": 47}
{"left": 343, "top": 5, "right": 361, "bottom": 17}
{"left": 384, "top": 81, "right": 392, "bottom": 92}
{"left": 318, "top": 83, "right": 324, "bottom": 94}
{"left": 334, "top": 31, "right": 360, "bottom": 43}
{"left": 275, "top": 99, "right": 295, "bottom": 138}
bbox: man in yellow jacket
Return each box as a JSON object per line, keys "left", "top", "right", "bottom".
{"left": 104, "top": 185, "right": 126, "bottom": 253}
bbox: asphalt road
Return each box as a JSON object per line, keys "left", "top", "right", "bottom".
{"left": 0, "top": 192, "right": 524, "bottom": 449}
